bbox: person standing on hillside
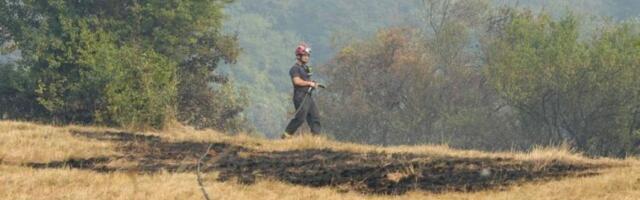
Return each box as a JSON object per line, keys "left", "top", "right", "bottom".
{"left": 282, "top": 43, "right": 321, "bottom": 139}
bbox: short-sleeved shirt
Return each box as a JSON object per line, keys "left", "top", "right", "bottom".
{"left": 289, "top": 63, "right": 311, "bottom": 99}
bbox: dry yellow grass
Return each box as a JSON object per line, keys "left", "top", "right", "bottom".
{"left": 0, "top": 121, "right": 116, "bottom": 164}
{"left": 1, "top": 120, "right": 638, "bottom": 200}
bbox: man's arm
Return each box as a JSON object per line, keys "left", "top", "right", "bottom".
{"left": 292, "top": 76, "right": 317, "bottom": 88}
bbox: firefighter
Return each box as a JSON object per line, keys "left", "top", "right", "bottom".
{"left": 282, "top": 43, "right": 321, "bottom": 139}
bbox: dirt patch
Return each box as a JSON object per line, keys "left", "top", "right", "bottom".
{"left": 24, "top": 130, "right": 603, "bottom": 195}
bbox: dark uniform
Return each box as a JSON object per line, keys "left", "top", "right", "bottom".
{"left": 284, "top": 63, "right": 321, "bottom": 135}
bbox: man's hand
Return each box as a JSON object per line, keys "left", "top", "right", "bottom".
{"left": 309, "top": 81, "right": 318, "bottom": 88}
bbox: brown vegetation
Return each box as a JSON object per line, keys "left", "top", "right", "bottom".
{"left": 1, "top": 121, "right": 638, "bottom": 199}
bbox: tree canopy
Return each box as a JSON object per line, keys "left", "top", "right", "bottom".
{"left": 0, "top": 0, "right": 245, "bottom": 130}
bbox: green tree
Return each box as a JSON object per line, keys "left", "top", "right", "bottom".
{"left": 485, "top": 10, "right": 640, "bottom": 156}
{"left": 0, "top": 62, "right": 44, "bottom": 119}
{"left": 0, "top": 0, "right": 244, "bottom": 130}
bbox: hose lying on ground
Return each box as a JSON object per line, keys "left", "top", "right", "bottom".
{"left": 197, "top": 143, "right": 214, "bottom": 200}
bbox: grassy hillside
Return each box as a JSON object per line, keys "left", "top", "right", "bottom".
{"left": 0, "top": 120, "right": 638, "bottom": 199}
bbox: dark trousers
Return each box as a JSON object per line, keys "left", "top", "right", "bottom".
{"left": 285, "top": 94, "right": 321, "bottom": 135}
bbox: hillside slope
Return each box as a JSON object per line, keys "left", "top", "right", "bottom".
{"left": 0, "top": 120, "right": 638, "bottom": 199}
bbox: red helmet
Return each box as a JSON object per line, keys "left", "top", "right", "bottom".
{"left": 295, "top": 43, "right": 311, "bottom": 56}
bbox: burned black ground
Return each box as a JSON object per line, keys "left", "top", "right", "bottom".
{"left": 24, "top": 130, "right": 604, "bottom": 195}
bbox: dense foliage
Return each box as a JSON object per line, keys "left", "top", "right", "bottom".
{"left": 485, "top": 11, "right": 640, "bottom": 156}
{"left": 319, "top": 4, "right": 640, "bottom": 156}
{"left": 0, "top": 0, "right": 246, "bottom": 130}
